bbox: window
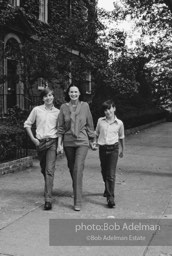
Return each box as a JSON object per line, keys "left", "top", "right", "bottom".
{"left": 38, "top": 78, "right": 48, "bottom": 90}
{"left": 8, "top": 0, "right": 20, "bottom": 7}
{"left": 85, "top": 71, "right": 91, "bottom": 94}
{"left": 39, "top": 0, "right": 48, "bottom": 23}
{"left": 67, "top": 0, "right": 72, "bottom": 18}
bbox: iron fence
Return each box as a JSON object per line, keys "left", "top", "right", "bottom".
{"left": 0, "top": 94, "right": 42, "bottom": 117}
{"left": 0, "top": 94, "right": 41, "bottom": 163}
{"left": 0, "top": 129, "right": 29, "bottom": 163}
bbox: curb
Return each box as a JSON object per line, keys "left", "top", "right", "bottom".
{"left": 0, "top": 156, "right": 33, "bottom": 176}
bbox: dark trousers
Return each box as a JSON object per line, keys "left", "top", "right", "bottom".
{"left": 64, "top": 146, "right": 89, "bottom": 207}
{"left": 37, "top": 139, "right": 57, "bottom": 203}
{"left": 99, "top": 143, "right": 119, "bottom": 201}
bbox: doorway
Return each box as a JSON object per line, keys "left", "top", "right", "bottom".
{"left": 7, "top": 59, "right": 17, "bottom": 108}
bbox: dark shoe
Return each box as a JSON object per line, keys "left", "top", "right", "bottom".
{"left": 74, "top": 205, "right": 81, "bottom": 211}
{"left": 107, "top": 199, "right": 115, "bottom": 208}
{"left": 44, "top": 202, "right": 52, "bottom": 210}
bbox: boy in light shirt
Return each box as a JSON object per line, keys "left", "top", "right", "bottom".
{"left": 95, "top": 100, "right": 125, "bottom": 208}
{"left": 24, "top": 87, "right": 59, "bottom": 210}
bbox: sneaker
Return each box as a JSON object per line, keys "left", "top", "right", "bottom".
{"left": 107, "top": 199, "right": 115, "bottom": 208}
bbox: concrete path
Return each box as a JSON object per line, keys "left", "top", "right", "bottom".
{"left": 0, "top": 122, "right": 172, "bottom": 256}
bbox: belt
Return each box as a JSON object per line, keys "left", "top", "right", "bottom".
{"left": 38, "top": 138, "right": 57, "bottom": 142}
{"left": 100, "top": 142, "right": 119, "bottom": 148}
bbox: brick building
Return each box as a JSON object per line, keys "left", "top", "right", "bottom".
{"left": 0, "top": 0, "right": 97, "bottom": 115}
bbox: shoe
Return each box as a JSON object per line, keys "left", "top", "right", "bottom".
{"left": 74, "top": 205, "right": 81, "bottom": 211}
{"left": 44, "top": 202, "right": 52, "bottom": 210}
{"left": 107, "top": 199, "right": 115, "bottom": 208}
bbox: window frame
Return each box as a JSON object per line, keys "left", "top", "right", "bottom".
{"left": 39, "top": 0, "right": 48, "bottom": 23}
{"left": 8, "top": 0, "right": 20, "bottom": 7}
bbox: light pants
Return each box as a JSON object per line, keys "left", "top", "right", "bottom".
{"left": 64, "top": 146, "right": 89, "bottom": 207}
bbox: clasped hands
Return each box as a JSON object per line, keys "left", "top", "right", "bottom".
{"left": 90, "top": 141, "right": 98, "bottom": 151}
{"left": 57, "top": 144, "right": 64, "bottom": 155}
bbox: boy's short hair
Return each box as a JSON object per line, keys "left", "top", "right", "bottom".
{"left": 102, "top": 99, "right": 116, "bottom": 111}
{"left": 40, "top": 87, "right": 54, "bottom": 100}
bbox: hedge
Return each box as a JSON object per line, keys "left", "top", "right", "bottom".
{"left": 0, "top": 124, "right": 28, "bottom": 163}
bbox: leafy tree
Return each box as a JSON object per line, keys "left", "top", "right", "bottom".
{"left": 95, "top": 0, "right": 172, "bottom": 110}
{"left": 0, "top": 0, "right": 108, "bottom": 102}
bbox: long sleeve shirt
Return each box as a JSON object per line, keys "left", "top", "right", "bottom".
{"left": 24, "top": 105, "right": 59, "bottom": 140}
{"left": 57, "top": 101, "right": 95, "bottom": 147}
{"left": 96, "top": 116, "right": 125, "bottom": 145}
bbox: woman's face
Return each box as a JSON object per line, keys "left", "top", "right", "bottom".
{"left": 68, "top": 86, "right": 80, "bottom": 101}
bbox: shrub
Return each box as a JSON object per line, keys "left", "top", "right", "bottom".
{"left": 0, "top": 106, "right": 31, "bottom": 163}
{"left": 0, "top": 124, "right": 28, "bottom": 163}
{"left": 90, "top": 98, "right": 167, "bottom": 129}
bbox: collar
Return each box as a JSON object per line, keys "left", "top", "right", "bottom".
{"left": 44, "top": 104, "right": 54, "bottom": 111}
{"left": 102, "top": 116, "right": 119, "bottom": 124}
{"left": 66, "top": 101, "right": 83, "bottom": 106}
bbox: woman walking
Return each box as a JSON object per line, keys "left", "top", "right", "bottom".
{"left": 57, "top": 84, "right": 95, "bottom": 211}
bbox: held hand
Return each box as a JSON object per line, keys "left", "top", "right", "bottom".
{"left": 57, "top": 145, "right": 64, "bottom": 155}
{"left": 90, "top": 141, "right": 98, "bottom": 151}
{"left": 119, "top": 151, "right": 123, "bottom": 158}
{"left": 33, "top": 138, "right": 40, "bottom": 147}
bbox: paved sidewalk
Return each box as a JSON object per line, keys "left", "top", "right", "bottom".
{"left": 0, "top": 122, "right": 172, "bottom": 256}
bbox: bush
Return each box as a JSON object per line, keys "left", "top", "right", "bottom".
{"left": 121, "top": 109, "right": 167, "bottom": 129}
{"left": 0, "top": 124, "right": 28, "bottom": 163}
{"left": 90, "top": 96, "right": 167, "bottom": 129}
{"left": 0, "top": 106, "right": 32, "bottom": 163}
{"left": 3, "top": 106, "right": 30, "bottom": 127}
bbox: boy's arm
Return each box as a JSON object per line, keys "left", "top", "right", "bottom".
{"left": 119, "top": 138, "right": 124, "bottom": 158}
{"left": 25, "top": 127, "right": 39, "bottom": 147}
{"left": 24, "top": 108, "right": 39, "bottom": 147}
{"left": 118, "top": 122, "right": 125, "bottom": 158}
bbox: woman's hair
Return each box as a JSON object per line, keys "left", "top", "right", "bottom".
{"left": 102, "top": 99, "right": 116, "bottom": 112}
{"left": 64, "top": 83, "right": 84, "bottom": 102}
{"left": 40, "top": 87, "right": 54, "bottom": 100}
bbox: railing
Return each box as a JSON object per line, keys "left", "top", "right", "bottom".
{"left": 0, "top": 130, "right": 29, "bottom": 163}
{"left": 0, "top": 94, "right": 5, "bottom": 118}
{"left": 0, "top": 93, "right": 41, "bottom": 163}
{"left": 0, "top": 94, "right": 42, "bottom": 117}
{"left": 24, "top": 95, "right": 42, "bottom": 110}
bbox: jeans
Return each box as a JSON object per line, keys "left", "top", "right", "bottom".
{"left": 37, "top": 139, "right": 57, "bottom": 203}
{"left": 99, "top": 143, "right": 119, "bottom": 202}
{"left": 64, "top": 146, "right": 89, "bottom": 207}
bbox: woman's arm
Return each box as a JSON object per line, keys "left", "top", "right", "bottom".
{"left": 86, "top": 103, "right": 96, "bottom": 141}
{"left": 57, "top": 106, "right": 65, "bottom": 154}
